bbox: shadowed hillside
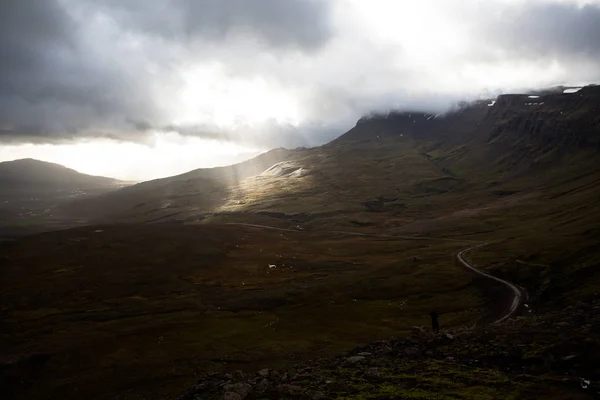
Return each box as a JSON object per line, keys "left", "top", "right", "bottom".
{"left": 0, "top": 159, "right": 124, "bottom": 237}
{"left": 0, "top": 158, "right": 119, "bottom": 191}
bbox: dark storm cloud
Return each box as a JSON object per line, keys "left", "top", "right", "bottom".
{"left": 2, "top": 0, "right": 600, "bottom": 149}
{"left": 0, "top": 0, "right": 334, "bottom": 144}
{"left": 93, "top": 0, "right": 334, "bottom": 51}
{"left": 0, "top": 0, "right": 168, "bottom": 143}
{"left": 477, "top": 2, "right": 600, "bottom": 60}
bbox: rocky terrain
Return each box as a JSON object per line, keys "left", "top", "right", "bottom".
{"left": 180, "top": 299, "right": 600, "bottom": 400}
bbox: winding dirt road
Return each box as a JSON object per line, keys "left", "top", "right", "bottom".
{"left": 456, "top": 243, "right": 524, "bottom": 324}
{"left": 226, "top": 222, "right": 524, "bottom": 324}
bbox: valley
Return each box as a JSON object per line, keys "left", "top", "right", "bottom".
{"left": 1, "top": 86, "right": 600, "bottom": 399}
{"left": 1, "top": 225, "right": 486, "bottom": 399}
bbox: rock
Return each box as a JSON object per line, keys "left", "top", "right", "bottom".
{"left": 223, "top": 382, "right": 252, "bottom": 399}
{"left": 375, "top": 346, "right": 393, "bottom": 356}
{"left": 403, "top": 347, "right": 420, "bottom": 358}
{"left": 255, "top": 378, "right": 269, "bottom": 393}
{"left": 269, "top": 369, "right": 281, "bottom": 380}
{"left": 365, "top": 367, "right": 381, "bottom": 379}
{"left": 223, "top": 392, "right": 242, "bottom": 400}
{"left": 277, "top": 384, "right": 304, "bottom": 395}
{"left": 411, "top": 326, "right": 429, "bottom": 340}
{"left": 302, "top": 390, "right": 329, "bottom": 400}
{"left": 576, "top": 301, "right": 589, "bottom": 310}
{"left": 369, "top": 357, "right": 385, "bottom": 366}
{"left": 326, "top": 381, "right": 348, "bottom": 392}
{"left": 357, "top": 352, "right": 372, "bottom": 357}
{"left": 292, "top": 380, "right": 312, "bottom": 386}
{"left": 346, "top": 356, "right": 366, "bottom": 364}
{"left": 257, "top": 368, "right": 270, "bottom": 378}
{"left": 233, "top": 370, "right": 245, "bottom": 382}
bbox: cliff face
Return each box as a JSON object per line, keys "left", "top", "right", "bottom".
{"left": 333, "top": 101, "right": 490, "bottom": 144}
{"left": 334, "top": 86, "right": 600, "bottom": 176}
{"left": 488, "top": 86, "right": 600, "bottom": 151}
{"left": 339, "top": 86, "right": 599, "bottom": 149}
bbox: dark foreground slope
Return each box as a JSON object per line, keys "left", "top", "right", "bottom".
{"left": 0, "top": 225, "right": 485, "bottom": 400}
{"left": 181, "top": 299, "right": 600, "bottom": 400}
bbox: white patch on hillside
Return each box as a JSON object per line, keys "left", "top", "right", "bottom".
{"left": 261, "top": 161, "right": 306, "bottom": 178}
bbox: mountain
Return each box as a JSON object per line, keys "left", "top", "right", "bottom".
{"left": 64, "top": 148, "right": 294, "bottom": 221}
{"left": 62, "top": 85, "right": 600, "bottom": 305}
{"left": 0, "top": 158, "right": 120, "bottom": 192}
{"left": 4, "top": 87, "right": 600, "bottom": 399}
{"left": 64, "top": 86, "right": 600, "bottom": 228}
{"left": 0, "top": 159, "right": 123, "bottom": 236}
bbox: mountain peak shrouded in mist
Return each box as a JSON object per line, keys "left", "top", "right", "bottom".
{"left": 3, "top": 0, "right": 600, "bottom": 181}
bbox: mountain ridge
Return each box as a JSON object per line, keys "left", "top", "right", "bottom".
{"left": 3, "top": 87, "right": 600, "bottom": 400}
{"left": 0, "top": 158, "right": 121, "bottom": 190}
{"left": 60, "top": 86, "right": 600, "bottom": 227}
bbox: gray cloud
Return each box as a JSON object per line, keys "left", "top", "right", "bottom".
{"left": 0, "top": 0, "right": 334, "bottom": 144}
{"left": 0, "top": 0, "right": 169, "bottom": 143}
{"left": 476, "top": 2, "right": 600, "bottom": 60}
{"left": 92, "top": 0, "right": 334, "bottom": 51}
{"left": 1, "top": 0, "right": 600, "bottom": 149}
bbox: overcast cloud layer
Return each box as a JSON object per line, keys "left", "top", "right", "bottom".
{"left": 2, "top": 0, "right": 600, "bottom": 149}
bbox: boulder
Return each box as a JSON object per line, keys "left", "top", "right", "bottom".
{"left": 375, "top": 346, "right": 393, "bottom": 356}
{"left": 257, "top": 368, "right": 270, "bottom": 378}
{"left": 346, "top": 356, "right": 366, "bottom": 364}
{"left": 277, "top": 384, "right": 304, "bottom": 396}
{"left": 233, "top": 370, "right": 245, "bottom": 382}
{"left": 223, "top": 392, "right": 242, "bottom": 400}
{"left": 302, "top": 390, "right": 329, "bottom": 400}
{"left": 365, "top": 367, "right": 381, "bottom": 379}
{"left": 255, "top": 378, "right": 269, "bottom": 393}
{"left": 223, "top": 382, "right": 252, "bottom": 399}
{"left": 411, "top": 326, "right": 430, "bottom": 340}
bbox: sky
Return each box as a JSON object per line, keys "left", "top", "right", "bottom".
{"left": 1, "top": 0, "right": 600, "bottom": 180}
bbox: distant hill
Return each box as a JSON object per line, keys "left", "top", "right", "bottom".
{"left": 0, "top": 158, "right": 120, "bottom": 192}
{"left": 63, "top": 85, "right": 600, "bottom": 228}
{"left": 64, "top": 148, "right": 295, "bottom": 220}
